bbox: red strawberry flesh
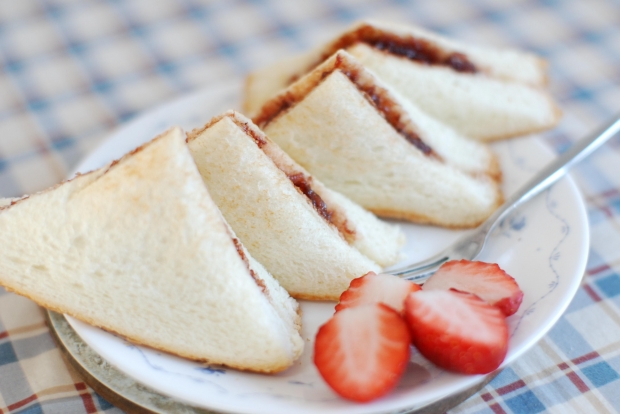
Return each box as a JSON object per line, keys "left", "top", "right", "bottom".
{"left": 405, "top": 290, "right": 508, "bottom": 375}
{"left": 314, "top": 303, "right": 411, "bottom": 402}
{"left": 336, "top": 271, "right": 421, "bottom": 313}
{"left": 423, "top": 260, "right": 524, "bottom": 316}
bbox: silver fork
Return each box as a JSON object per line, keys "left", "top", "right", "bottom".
{"left": 388, "top": 116, "right": 620, "bottom": 282}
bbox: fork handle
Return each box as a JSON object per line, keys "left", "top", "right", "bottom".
{"left": 484, "top": 115, "right": 620, "bottom": 233}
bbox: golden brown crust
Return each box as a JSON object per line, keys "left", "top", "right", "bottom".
{"left": 188, "top": 112, "right": 268, "bottom": 148}
{"left": 3, "top": 268, "right": 293, "bottom": 374}
{"left": 369, "top": 190, "right": 504, "bottom": 229}
{"left": 288, "top": 290, "right": 342, "bottom": 302}
{"left": 187, "top": 113, "right": 228, "bottom": 142}
{"left": 2, "top": 129, "right": 182, "bottom": 216}
{"left": 0, "top": 196, "right": 29, "bottom": 211}
{"left": 0, "top": 169, "right": 104, "bottom": 213}
{"left": 488, "top": 152, "right": 503, "bottom": 182}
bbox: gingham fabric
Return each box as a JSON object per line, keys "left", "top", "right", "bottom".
{"left": 0, "top": 0, "right": 619, "bottom": 413}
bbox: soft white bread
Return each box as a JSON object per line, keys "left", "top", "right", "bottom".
{"left": 244, "top": 20, "right": 561, "bottom": 141}
{"left": 255, "top": 51, "right": 503, "bottom": 228}
{"left": 347, "top": 43, "right": 561, "bottom": 141}
{"left": 385, "top": 87, "right": 501, "bottom": 180}
{"left": 0, "top": 128, "right": 303, "bottom": 373}
{"left": 187, "top": 111, "right": 403, "bottom": 300}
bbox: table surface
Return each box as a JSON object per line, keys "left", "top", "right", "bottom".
{"left": 1, "top": 0, "right": 620, "bottom": 413}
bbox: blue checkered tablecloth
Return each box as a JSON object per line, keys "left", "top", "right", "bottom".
{"left": 1, "top": 0, "right": 620, "bottom": 413}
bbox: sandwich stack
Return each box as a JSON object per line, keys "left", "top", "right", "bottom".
{"left": 252, "top": 50, "right": 504, "bottom": 228}
{"left": 0, "top": 19, "right": 561, "bottom": 385}
{"left": 245, "top": 20, "right": 561, "bottom": 141}
{"left": 187, "top": 110, "right": 404, "bottom": 300}
{"left": 0, "top": 127, "right": 303, "bottom": 373}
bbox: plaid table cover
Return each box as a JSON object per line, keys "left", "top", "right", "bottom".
{"left": 1, "top": 0, "right": 619, "bottom": 413}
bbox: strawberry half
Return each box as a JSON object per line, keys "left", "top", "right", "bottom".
{"left": 423, "top": 260, "right": 524, "bottom": 316}
{"left": 404, "top": 290, "right": 508, "bottom": 375}
{"left": 314, "top": 303, "right": 411, "bottom": 402}
{"left": 335, "top": 271, "right": 421, "bottom": 313}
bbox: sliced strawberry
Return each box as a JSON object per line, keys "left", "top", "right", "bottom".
{"left": 314, "top": 303, "right": 411, "bottom": 402}
{"left": 404, "top": 290, "right": 508, "bottom": 375}
{"left": 423, "top": 260, "right": 523, "bottom": 316}
{"left": 335, "top": 271, "right": 421, "bottom": 313}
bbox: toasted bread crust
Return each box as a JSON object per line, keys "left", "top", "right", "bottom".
{"left": 7, "top": 287, "right": 291, "bottom": 374}
{"left": 488, "top": 153, "right": 503, "bottom": 182}
{"left": 286, "top": 290, "right": 342, "bottom": 302}
{"left": 369, "top": 188, "right": 504, "bottom": 229}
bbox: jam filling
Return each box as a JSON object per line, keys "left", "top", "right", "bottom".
{"left": 287, "top": 173, "right": 333, "bottom": 222}
{"left": 364, "top": 40, "right": 476, "bottom": 73}
{"left": 325, "top": 24, "right": 477, "bottom": 73}
{"left": 254, "top": 53, "right": 436, "bottom": 157}
{"left": 335, "top": 56, "right": 433, "bottom": 155}
{"left": 224, "top": 115, "right": 337, "bottom": 227}
{"left": 238, "top": 121, "right": 268, "bottom": 148}
{"left": 232, "top": 237, "right": 267, "bottom": 292}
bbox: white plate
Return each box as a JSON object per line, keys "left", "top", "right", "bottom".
{"left": 66, "top": 79, "right": 589, "bottom": 414}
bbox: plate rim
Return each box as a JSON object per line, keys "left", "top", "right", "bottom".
{"left": 49, "top": 310, "right": 504, "bottom": 414}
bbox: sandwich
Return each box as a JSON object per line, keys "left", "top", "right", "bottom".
{"left": 187, "top": 111, "right": 405, "bottom": 300}
{"left": 0, "top": 127, "right": 303, "bottom": 373}
{"left": 245, "top": 20, "right": 561, "bottom": 141}
{"left": 252, "top": 50, "right": 503, "bottom": 228}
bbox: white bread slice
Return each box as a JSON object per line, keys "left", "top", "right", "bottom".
{"left": 336, "top": 20, "right": 549, "bottom": 86}
{"left": 254, "top": 51, "right": 503, "bottom": 228}
{"left": 0, "top": 128, "right": 303, "bottom": 373}
{"left": 244, "top": 20, "right": 561, "bottom": 141}
{"left": 347, "top": 43, "right": 560, "bottom": 141}
{"left": 187, "top": 111, "right": 403, "bottom": 300}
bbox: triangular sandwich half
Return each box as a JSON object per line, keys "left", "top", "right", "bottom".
{"left": 0, "top": 128, "right": 303, "bottom": 373}
{"left": 188, "top": 111, "right": 404, "bottom": 300}
{"left": 245, "top": 20, "right": 561, "bottom": 141}
{"left": 253, "top": 50, "right": 504, "bottom": 228}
